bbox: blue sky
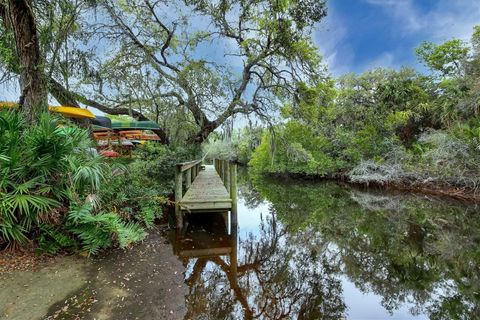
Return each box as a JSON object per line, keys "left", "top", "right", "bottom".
{"left": 2, "top": 0, "right": 479, "bottom": 103}
{"left": 315, "top": 0, "right": 480, "bottom": 76}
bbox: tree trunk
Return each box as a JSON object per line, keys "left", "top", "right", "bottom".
{"left": 187, "top": 120, "right": 219, "bottom": 145}
{"left": 8, "top": 0, "right": 47, "bottom": 123}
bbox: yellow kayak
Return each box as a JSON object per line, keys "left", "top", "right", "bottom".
{"left": 48, "top": 106, "right": 95, "bottom": 119}
{"left": 0, "top": 102, "right": 96, "bottom": 119}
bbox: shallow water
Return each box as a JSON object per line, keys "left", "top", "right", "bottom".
{"left": 171, "top": 169, "right": 480, "bottom": 319}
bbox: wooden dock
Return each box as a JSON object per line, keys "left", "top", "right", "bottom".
{"left": 181, "top": 166, "right": 231, "bottom": 211}
{"left": 175, "top": 159, "right": 237, "bottom": 228}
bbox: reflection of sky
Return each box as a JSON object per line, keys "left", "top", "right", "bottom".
{"left": 234, "top": 190, "right": 429, "bottom": 320}
{"left": 236, "top": 197, "right": 271, "bottom": 240}
{"left": 341, "top": 279, "right": 426, "bottom": 320}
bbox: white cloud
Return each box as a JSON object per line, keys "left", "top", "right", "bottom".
{"left": 364, "top": 0, "right": 480, "bottom": 40}
{"left": 365, "top": 0, "right": 423, "bottom": 32}
{"left": 363, "top": 51, "right": 396, "bottom": 70}
{"left": 426, "top": 1, "right": 480, "bottom": 41}
{"left": 314, "top": 8, "right": 355, "bottom": 76}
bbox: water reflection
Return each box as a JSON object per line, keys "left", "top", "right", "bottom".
{"left": 172, "top": 212, "right": 345, "bottom": 319}
{"left": 172, "top": 170, "right": 480, "bottom": 320}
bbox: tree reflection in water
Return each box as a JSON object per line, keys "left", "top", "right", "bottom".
{"left": 171, "top": 171, "right": 480, "bottom": 319}
{"left": 250, "top": 174, "right": 480, "bottom": 319}
{"left": 172, "top": 212, "right": 346, "bottom": 319}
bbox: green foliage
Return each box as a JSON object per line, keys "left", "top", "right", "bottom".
{"left": 66, "top": 203, "right": 145, "bottom": 255}
{"left": 0, "top": 110, "right": 150, "bottom": 254}
{"left": 99, "top": 143, "right": 195, "bottom": 228}
{"left": 416, "top": 40, "right": 469, "bottom": 76}
{"left": 0, "top": 111, "right": 89, "bottom": 245}
{"left": 37, "top": 224, "right": 76, "bottom": 255}
{"left": 232, "top": 126, "right": 263, "bottom": 164}
{"left": 0, "top": 29, "right": 18, "bottom": 73}
{"left": 203, "top": 126, "right": 263, "bottom": 164}
{"left": 250, "top": 26, "right": 480, "bottom": 188}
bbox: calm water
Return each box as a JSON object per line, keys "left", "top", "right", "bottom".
{"left": 171, "top": 169, "right": 480, "bottom": 320}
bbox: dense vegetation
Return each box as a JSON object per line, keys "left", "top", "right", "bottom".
{"left": 250, "top": 27, "right": 480, "bottom": 196}
{"left": 0, "top": 110, "right": 192, "bottom": 253}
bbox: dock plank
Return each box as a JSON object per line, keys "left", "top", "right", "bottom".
{"left": 180, "top": 165, "right": 232, "bottom": 211}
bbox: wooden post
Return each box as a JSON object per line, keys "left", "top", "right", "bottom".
{"left": 175, "top": 166, "right": 183, "bottom": 229}
{"left": 229, "top": 162, "right": 237, "bottom": 224}
{"left": 230, "top": 215, "right": 238, "bottom": 286}
{"left": 185, "top": 167, "right": 192, "bottom": 189}
{"left": 224, "top": 162, "right": 230, "bottom": 193}
{"left": 222, "top": 160, "right": 226, "bottom": 185}
{"left": 219, "top": 160, "right": 224, "bottom": 180}
{"left": 220, "top": 160, "right": 225, "bottom": 181}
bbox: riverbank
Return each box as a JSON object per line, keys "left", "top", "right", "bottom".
{"left": 346, "top": 179, "right": 480, "bottom": 202}
{"left": 0, "top": 226, "right": 186, "bottom": 320}
{"left": 257, "top": 171, "right": 480, "bottom": 202}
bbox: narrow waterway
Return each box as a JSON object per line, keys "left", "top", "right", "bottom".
{"left": 171, "top": 168, "right": 480, "bottom": 319}
{"left": 1, "top": 169, "right": 479, "bottom": 319}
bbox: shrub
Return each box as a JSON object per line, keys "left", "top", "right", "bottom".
{"left": 66, "top": 204, "right": 146, "bottom": 255}
{"left": 0, "top": 110, "right": 146, "bottom": 254}
{"left": 99, "top": 143, "right": 196, "bottom": 227}
{"left": 348, "top": 160, "right": 404, "bottom": 185}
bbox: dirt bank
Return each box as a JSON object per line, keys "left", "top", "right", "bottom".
{"left": 263, "top": 171, "right": 480, "bottom": 202}
{"left": 0, "top": 226, "right": 186, "bottom": 320}
{"left": 345, "top": 179, "right": 480, "bottom": 202}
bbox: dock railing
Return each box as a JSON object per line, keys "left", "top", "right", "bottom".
{"left": 174, "top": 159, "right": 203, "bottom": 228}
{"left": 214, "top": 159, "right": 238, "bottom": 223}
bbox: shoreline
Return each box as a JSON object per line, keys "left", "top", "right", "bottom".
{"left": 257, "top": 170, "right": 480, "bottom": 203}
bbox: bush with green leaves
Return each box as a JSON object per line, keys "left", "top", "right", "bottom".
{"left": 0, "top": 110, "right": 146, "bottom": 253}
{"left": 98, "top": 143, "right": 196, "bottom": 227}
{"left": 66, "top": 203, "right": 146, "bottom": 255}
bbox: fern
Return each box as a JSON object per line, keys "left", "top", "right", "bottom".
{"left": 67, "top": 203, "right": 146, "bottom": 255}
{"left": 139, "top": 207, "right": 156, "bottom": 228}
{"left": 117, "top": 222, "right": 147, "bottom": 248}
{"left": 37, "top": 224, "right": 76, "bottom": 255}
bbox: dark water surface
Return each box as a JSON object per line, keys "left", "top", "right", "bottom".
{"left": 171, "top": 169, "right": 480, "bottom": 320}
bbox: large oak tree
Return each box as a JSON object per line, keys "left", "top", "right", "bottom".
{"left": 1, "top": 0, "right": 327, "bottom": 143}
{"left": 92, "top": 0, "right": 327, "bottom": 143}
